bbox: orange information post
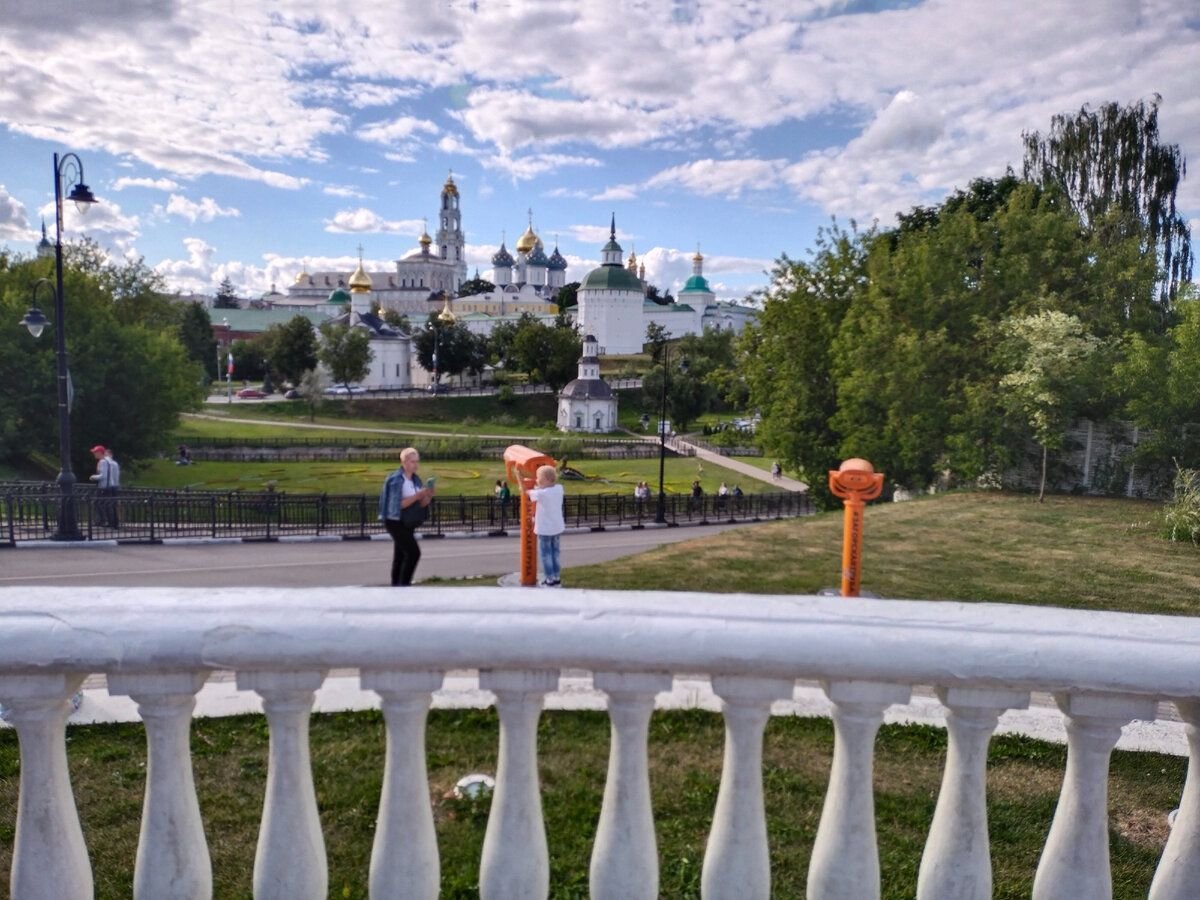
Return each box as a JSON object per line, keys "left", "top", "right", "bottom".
{"left": 503, "top": 445, "right": 558, "bottom": 587}
{"left": 828, "top": 457, "right": 884, "bottom": 597}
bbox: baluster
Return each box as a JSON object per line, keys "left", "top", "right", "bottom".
{"left": 590, "top": 671, "right": 672, "bottom": 900}
{"left": 702, "top": 675, "right": 795, "bottom": 900}
{"left": 917, "top": 686, "right": 1030, "bottom": 900}
{"left": 807, "top": 680, "right": 911, "bottom": 900}
{"left": 107, "top": 671, "right": 212, "bottom": 900}
{"left": 1033, "top": 691, "right": 1156, "bottom": 899}
{"left": 1, "top": 673, "right": 92, "bottom": 900}
{"left": 479, "top": 668, "right": 559, "bottom": 900}
{"left": 1150, "top": 700, "right": 1200, "bottom": 898}
{"left": 360, "top": 669, "right": 444, "bottom": 900}
{"left": 237, "top": 669, "right": 329, "bottom": 900}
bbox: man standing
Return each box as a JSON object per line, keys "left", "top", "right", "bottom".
{"left": 378, "top": 447, "right": 435, "bottom": 586}
{"left": 89, "top": 445, "right": 120, "bottom": 528}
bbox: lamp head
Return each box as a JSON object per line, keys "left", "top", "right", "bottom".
{"left": 67, "top": 181, "right": 97, "bottom": 214}
{"left": 20, "top": 307, "right": 48, "bottom": 338}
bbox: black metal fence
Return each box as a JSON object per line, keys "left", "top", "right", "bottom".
{"left": 0, "top": 482, "right": 811, "bottom": 545}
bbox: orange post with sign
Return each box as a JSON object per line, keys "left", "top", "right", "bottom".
{"left": 828, "top": 458, "right": 884, "bottom": 597}
{"left": 503, "top": 445, "right": 558, "bottom": 587}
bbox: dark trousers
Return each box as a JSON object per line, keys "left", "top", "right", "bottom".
{"left": 99, "top": 487, "right": 119, "bottom": 528}
{"left": 385, "top": 519, "right": 420, "bottom": 586}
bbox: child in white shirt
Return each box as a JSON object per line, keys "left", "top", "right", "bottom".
{"left": 524, "top": 464, "right": 565, "bottom": 587}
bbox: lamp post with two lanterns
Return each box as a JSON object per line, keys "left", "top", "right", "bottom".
{"left": 19, "top": 152, "right": 98, "bottom": 540}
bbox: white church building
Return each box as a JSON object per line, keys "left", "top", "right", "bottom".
{"left": 558, "top": 334, "right": 618, "bottom": 433}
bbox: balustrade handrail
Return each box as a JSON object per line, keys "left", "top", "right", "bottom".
{"left": 0, "top": 589, "right": 1196, "bottom": 698}
{"left": 3, "top": 587, "right": 1199, "bottom": 898}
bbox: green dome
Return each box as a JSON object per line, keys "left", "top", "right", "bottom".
{"left": 581, "top": 264, "right": 643, "bottom": 292}
{"left": 328, "top": 287, "right": 351, "bottom": 304}
{"left": 681, "top": 275, "right": 711, "bottom": 293}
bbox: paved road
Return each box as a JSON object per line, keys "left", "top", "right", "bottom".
{"left": 0, "top": 522, "right": 753, "bottom": 588}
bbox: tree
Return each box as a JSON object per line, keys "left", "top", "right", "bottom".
{"left": 998, "top": 311, "right": 1103, "bottom": 501}
{"left": 412, "top": 316, "right": 486, "bottom": 385}
{"left": 510, "top": 318, "right": 582, "bottom": 390}
{"left": 298, "top": 368, "right": 329, "bottom": 421}
{"left": 214, "top": 277, "right": 240, "bottom": 309}
{"left": 318, "top": 323, "right": 373, "bottom": 389}
{"left": 457, "top": 276, "right": 495, "bottom": 297}
{"left": 177, "top": 302, "right": 217, "bottom": 380}
{"left": 1022, "top": 97, "right": 1193, "bottom": 315}
{"left": 554, "top": 281, "right": 580, "bottom": 310}
{"left": 262, "top": 315, "right": 318, "bottom": 386}
{"left": 742, "top": 222, "right": 870, "bottom": 505}
{"left": 487, "top": 317, "right": 522, "bottom": 369}
{"left": 382, "top": 308, "right": 410, "bottom": 331}
{"left": 644, "top": 322, "right": 668, "bottom": 359}
{"left": 0, "top": 257, "right": 203, "bottom": 470}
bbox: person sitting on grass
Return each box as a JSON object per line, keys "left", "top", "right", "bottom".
{"left": 523, "top": 464, "right": 565, "bottom": 587}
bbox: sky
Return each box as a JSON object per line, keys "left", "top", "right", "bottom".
{"left": 0, "top": 0, "right": 1197, "bottom": 304}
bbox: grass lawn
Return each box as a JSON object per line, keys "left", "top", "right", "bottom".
{"left": 570, "top": 491, "right": 1200, "bottom": 617}
{"left": 132, "top": 456, "right": 755, "bottom": 497}
{"left": 186, "top": 399, "right": 558, "bottom": 438}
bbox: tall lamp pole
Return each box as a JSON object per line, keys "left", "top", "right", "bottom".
{"left": 654, "top": 339, "right": 687, "bottom": 525}
{"left": 430, "top": 294, "right": 456, "bottom": 394}
{"left": 19, "top": 152, "right": 97, "bottom": 540}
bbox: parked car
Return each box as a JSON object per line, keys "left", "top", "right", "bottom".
{"left": 324, "top": 385, "right": 365, "bottom": 395}
{"left": 235, "top": 388, "right": 268, "bottom": 399}
{"left": 283, "top": 389, "right": 300, "bottom": 400}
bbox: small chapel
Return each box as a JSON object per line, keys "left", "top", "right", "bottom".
{"left": 557, "top": 334, "right": 618, "bottom": 433}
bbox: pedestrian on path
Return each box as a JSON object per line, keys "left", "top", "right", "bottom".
{"left": 771, "top": 461, "right": 781, "bottom": 481}
{"left": 378, "top": 447, "right": 435, "bottom": 586}
{"left": 89, "top": 445, "right": 121, "bottom": 527}
{"left": 523, "top": 464, "right": 565, "bottom": 587}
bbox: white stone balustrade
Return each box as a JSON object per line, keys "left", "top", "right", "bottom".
{"left": 0, "top": 586, "right": 1197, "bottom": 895}
{"left": 590, "top": 671, "right": 673, "bottom": 900}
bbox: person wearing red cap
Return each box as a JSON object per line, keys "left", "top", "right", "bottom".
{"left": 89, "top": 445, "right": 121, "bottom": 528}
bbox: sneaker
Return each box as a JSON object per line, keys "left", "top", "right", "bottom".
{"left": 544, "top": 579, "right": 562, "bottom": 587}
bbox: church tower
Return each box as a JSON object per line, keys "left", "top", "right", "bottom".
{"left": 435, "top": 173, "right": 467, "bottom": 290}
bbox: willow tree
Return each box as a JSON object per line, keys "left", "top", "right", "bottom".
{"left": 1022, "top": 96, "right": 1192, "bottom": 317}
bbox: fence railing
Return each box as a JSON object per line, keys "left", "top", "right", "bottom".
{"left": 0, "top": 483, "right": 810, "bottom": 545}
{"left": 1, "top": 588, "right": 1197, "bottom": 898}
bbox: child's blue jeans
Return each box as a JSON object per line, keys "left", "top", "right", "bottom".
{"left": 538, "top": 534, "right": 561, "bottom": 583}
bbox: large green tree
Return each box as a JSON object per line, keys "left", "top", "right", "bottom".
{"left": 412, "top": 316, "right": 486, "bottom": 386}
{"left": 1022, "top": 96, "right": 1193, "bottom": 316}
{"left": 509, "top": 318, "right": 582, "bottom": 390}
{"left": 998, "top": 311, "right": 1104, "bottom": 501}
{"left": 262, "top": 315, "right": 319, "bottom": 386}
{"left": 177, "top": 302, "right": 217, "bottom": 380}
{"left": 0, "top": 257, "right": 203, "bottom": 471}
{"left": 741, "top": 222, "right": 870, "bottom": 505}
{"left": 318, "top": 323, "right": 373, "bottom": 389}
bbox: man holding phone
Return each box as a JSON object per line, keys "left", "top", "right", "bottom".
{"left": 378, "top": 447, "right": 436, "bottom": 586}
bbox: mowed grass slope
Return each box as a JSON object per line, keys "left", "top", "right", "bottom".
{"left": 569, "top": 491, "right": 1200, "bottom": 616}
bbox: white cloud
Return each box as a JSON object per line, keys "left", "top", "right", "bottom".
{"left": 358, "top": 116, "right": 439, "bottom": 145}
{"left": 324, "top": 208, "right": 423, "bottom": 234}
{"left": 162, "top": 194, "right": 240, "bottom": 223}
{"left": 112, "top": 176, "right": 181, "bottom": 192}
{"left": 480, "top": 153, "right": 603, "bottom": 182}
{"left": 567, "top": 223, "right": 634, "bottom": 246}
{"left": 40, "top": 198, "right": 140, "bottom": 252}
{"left": 591, "top": 184, "right": 638, "bottom": 202}
{"left": 645, "top": 159, "right": 786, "bottom": 199}
{"left": 323, "top": 184, "right": 367, "bottom": 199}
{"left": 0, "top": 184, "right": 33, "bottom": 243}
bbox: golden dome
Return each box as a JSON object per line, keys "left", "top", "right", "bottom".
{"left": 443, "top": 174, "right": 458, "bottom": 196}
{"left": 348, "top": 260, "right": 372, "bottom": 293}
{"left": 515, "top": 224, "right": 538, "bottom": 253}
{"left": 693, "top": 250, "right": 704, "bottom": 263}
{"left": 419, "top": 230, "right": 432, "bottom": 247}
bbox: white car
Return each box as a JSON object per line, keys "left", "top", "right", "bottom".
{"left": 324, "top": 384, "right": 365, "bottom": 395}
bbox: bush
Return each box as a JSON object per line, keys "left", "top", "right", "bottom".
{"left": 1162, "top": 466, "right": 1200, "bottom": 543}
{"left": 496, "top": 385, "right": 516, "bottom": 406}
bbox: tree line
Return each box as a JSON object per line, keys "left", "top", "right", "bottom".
{"left": 741, "top": 98, "right": 1194, "bottom": 505}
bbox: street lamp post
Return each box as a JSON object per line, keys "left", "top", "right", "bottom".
{"left": 18, "top": 152, "right": 96, "bottom": 540}
{"left": 654, "top": 341, "right": 687, "bottom": 525}
{"left": 429, "top": 294, "right": 456, "bottom": 394}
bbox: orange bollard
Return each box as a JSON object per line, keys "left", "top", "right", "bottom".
{"left": 828, "top": 458, "right": 884, "bottom": 597}
{"left": 503, "top": 445, "right": 558, "bottom": 587}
